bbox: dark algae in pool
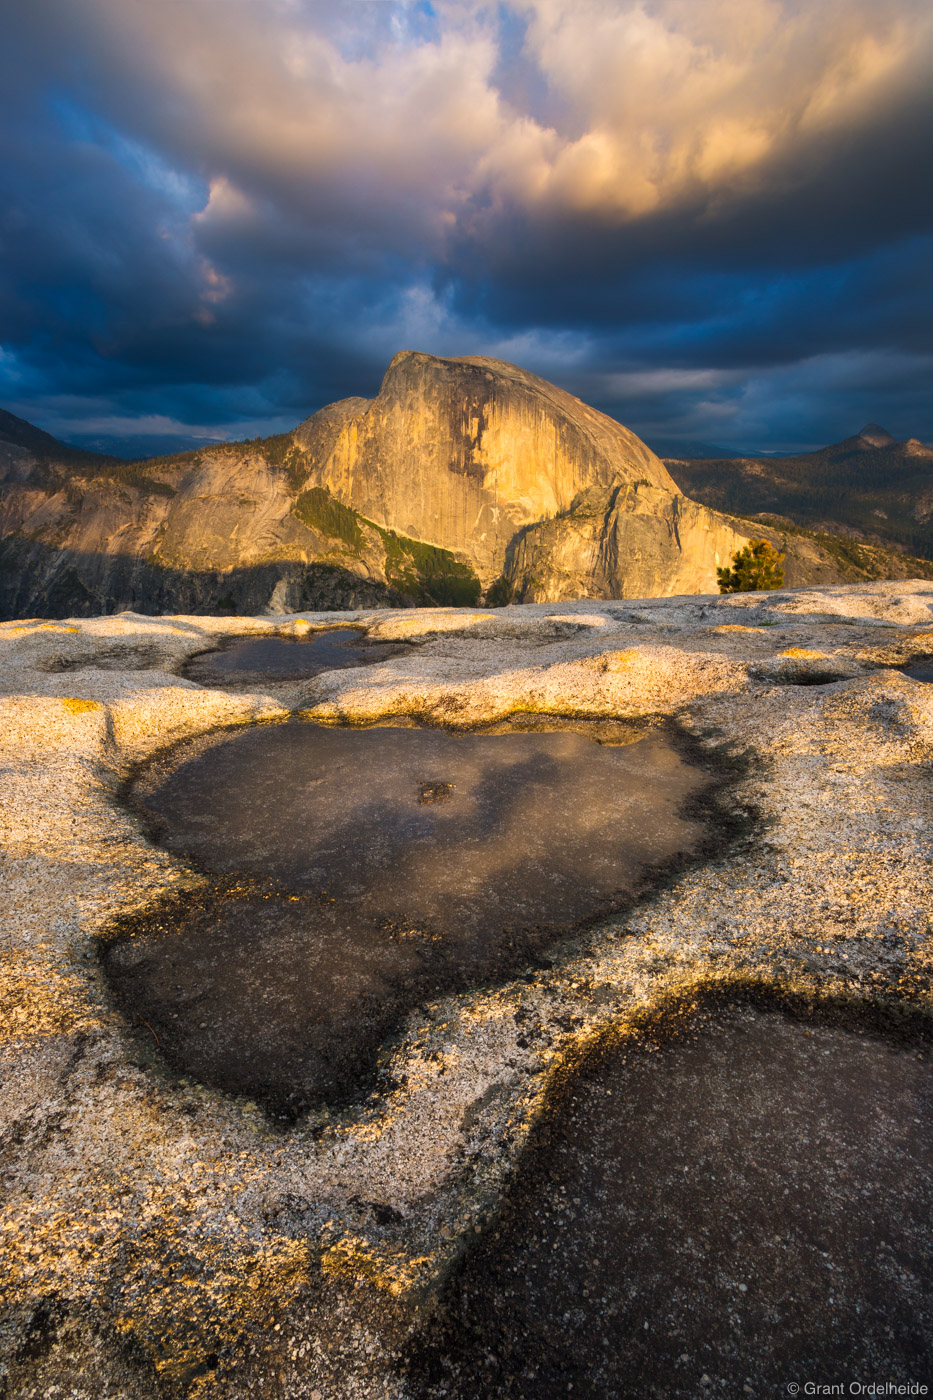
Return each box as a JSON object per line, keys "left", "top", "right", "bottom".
{"left": 181, "top": 626, "right": 406, "bottom": 685}
{"left": 105, "top": 718, "right": 727, "bottom": 1117}
{"left": 407, "top": 1001, "right": 933, "bottom": 1399}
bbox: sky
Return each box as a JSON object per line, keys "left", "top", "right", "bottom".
{"left": 1, "top": 0, "right": 931, "bottom": 459}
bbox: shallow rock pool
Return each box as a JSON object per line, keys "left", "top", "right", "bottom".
{"left": 181, "top": 626, "right": 405, "bottom": 685}
{"left": 409, "top": 1001, "right": 933, "bottom": 1398}
{"left": 105, "top": 719, "right": 722, "bottom": 1116}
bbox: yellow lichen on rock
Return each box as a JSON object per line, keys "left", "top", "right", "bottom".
{"left": 61, "top": 697, "right": 104, "bottom": 715}
{"left": 0, "top": 953, "right": 102, "bottom": 1042}
{"left": 113, "top": 1233, "right": 312, "bottom": 1389}
{"left": 600, "top": 648, "right": 641, "bottom": 669}
{"left": 321, "top": 1234, "right": 434, "bottom": 1300}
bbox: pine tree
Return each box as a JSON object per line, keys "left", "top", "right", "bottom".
{"left": 717, "top": 539, "right": 786, "bottom": 593}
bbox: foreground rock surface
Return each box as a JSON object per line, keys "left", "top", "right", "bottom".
{"left": 1, "top": 582, "right": 933, "bottom": 1397}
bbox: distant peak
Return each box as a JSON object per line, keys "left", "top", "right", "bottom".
{"left": 0, "top": 406, "right": 91, "bottom": 459}
{"left": 856, "top": 423, "right": 897, "bottom": 448}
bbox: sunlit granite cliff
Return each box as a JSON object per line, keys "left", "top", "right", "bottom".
{"left": 2, "top": 352, "right": 926, "bottom": 619}
{"left": 293, "top": 352, "right": 678, "bottom": 576}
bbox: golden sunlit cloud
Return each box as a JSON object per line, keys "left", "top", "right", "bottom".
{"left": 57, "top": 0, "right": 933, "bottom": 232}
{"left": 1, "top": 0, "right": 930, "bottom": 454}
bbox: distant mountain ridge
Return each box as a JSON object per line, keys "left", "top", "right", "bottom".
{"left": 665, "top": 424, "right": 933, "bottom": 561}
{"left": 0, "top": 408, "right": 122, "bottom": 469}
{"left": 644, "top": 436, "right": 749, "bottom": 461}
{"left": 3, "top": 368, "right": 933, "bottom": 620}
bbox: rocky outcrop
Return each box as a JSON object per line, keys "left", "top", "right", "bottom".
{"left": 0, "top": 404, "right": 479, "bottom": 616}
{"left": 502, "top": 482, "right": 933, "bottom": 600}
{"left": 293, "top": 351, "right": 674, "bottom": 580}
{"left": 4, "top": 355, "right": 928, "bottom": 619}
{"left": 0, "top": 353, "right": 705, "bottom": 617}
{"left": 503, "top": 482, "right": 753, "bottom": 601}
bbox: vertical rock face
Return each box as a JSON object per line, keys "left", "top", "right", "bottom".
{"left": 294, "top": 352, "right": 676, "bottom": 580}
{"left": 11, "top": 349, "right": 896, "bottom": 616}
{"left": 503, "top": 483, "right": 754, "bottom": 601}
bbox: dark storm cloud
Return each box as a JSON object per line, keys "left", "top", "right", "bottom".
{"left": 0, "top": 0, "right": 930, "bottom": 455}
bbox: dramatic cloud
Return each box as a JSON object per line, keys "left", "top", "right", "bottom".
{"left": 1, "top": 0, "right": 930, "bottom": 454}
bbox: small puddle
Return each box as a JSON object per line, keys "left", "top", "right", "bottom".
{"left": 105, "top": 719, "right": 727, "bottom": 1116}
{"left": 779, "top": 672, "right": 848, "bottom": 686}
{"left": 903, "top": 663, "right": 933, "bottom": 684}
{"left": 409, "top": 1002, "right": 933, "bottom": 1398}
{"left": 755, "top": 668, "right": 851, "bottom": 687}
{"left": 182, "top": 627, "right": 406, "bottom": 686}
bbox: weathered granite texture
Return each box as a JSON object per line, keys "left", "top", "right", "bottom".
{"left": 293, "top": 352, "right": 676, "bottom": 580}
{"left": 1, "top": 583, "right": 932, "bottom": 1396}
{"left": 504, "top": 481, "right": 751, "bottom": 601}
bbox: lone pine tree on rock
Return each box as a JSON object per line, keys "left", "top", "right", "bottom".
{"left": 717, "top": 539, "right": 786, "bottom": 593}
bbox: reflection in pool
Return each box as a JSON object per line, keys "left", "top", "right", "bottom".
{"left": 410, "top": 1002, "right": 933, "bottom": 1398}
{"left": 182, "top": 627, "right": 404, "bottom": 685}
{"left": 106, "top": 720, "right": 722, "bottom": 1115}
